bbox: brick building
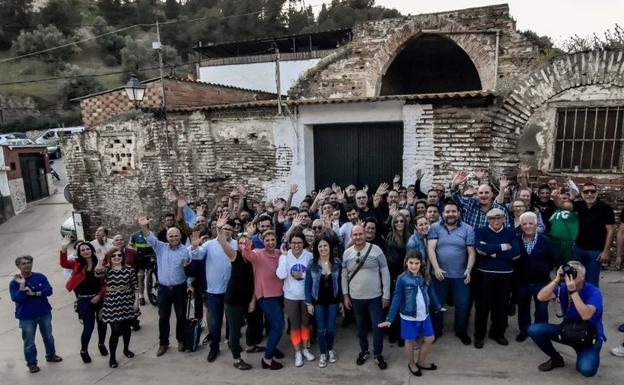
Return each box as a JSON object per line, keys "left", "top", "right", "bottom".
{"left": 66, "top": 4, "right": 624, "bottom": 237}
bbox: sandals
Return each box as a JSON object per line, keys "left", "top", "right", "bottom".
{"left": 417, "top": 363, "right": 438, "bottom": 371}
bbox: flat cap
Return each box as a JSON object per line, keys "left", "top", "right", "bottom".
{"left": 486, "top": 208, "right": 506, "bottom": 218}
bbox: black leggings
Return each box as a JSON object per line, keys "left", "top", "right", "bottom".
{"left": 109, "top": 320, "right": 132, "bottom": 360}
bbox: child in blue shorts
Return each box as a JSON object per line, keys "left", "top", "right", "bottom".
{"left": 379, "top": 250, "right": 444, "bottom": 376}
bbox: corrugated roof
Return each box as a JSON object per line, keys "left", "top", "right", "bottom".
{"left": 168, "top": 90, "right": 495, "bottom": 112}
{"left": 71, "top": 76, "right": 277, "bottom": 102}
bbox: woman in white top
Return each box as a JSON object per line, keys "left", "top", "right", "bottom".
{"left": 276, "top": 232, "right": 315, "bottom": 367}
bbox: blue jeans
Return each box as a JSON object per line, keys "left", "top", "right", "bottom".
{"left": 314, "top": 303, "right": 338, "bottom": 354}
{"left": 258, "top": 297, "right": 284, "bottom": 360}
{"left": 572, "top": 246, "right": 601, "bottom": 287}
{"left": 204, "top": 293, "right": 225, "bottom": 350}
{"left": 517, "top": 282, "right": 549, "bottom": 335}
{"left": 76, "top": 297, "right": 107, "bottom": 351}
{"left": 528, "top": 323, "right": 602, "bottom": 377}
{"left": 352, "top": 297, "right": 384, "bottom": 356}
{"left": 432, "top": 277, "right": 471, "bottom": 335}
{"left": 19, "top": 313, "right": 56, "bottom": 365}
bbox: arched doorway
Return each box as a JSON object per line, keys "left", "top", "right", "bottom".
{"left": 379, "top": 34, "right": 482, "bottom": 95}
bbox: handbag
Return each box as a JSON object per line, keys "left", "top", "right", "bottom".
{"left": 554, "top": 289, "right": 598, "bottom": 348}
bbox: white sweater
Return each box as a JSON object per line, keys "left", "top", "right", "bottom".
{"left": 276, "top": 250, "right": 313, "bottom": 300}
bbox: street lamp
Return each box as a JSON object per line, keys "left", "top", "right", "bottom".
{"left": 124, "top": 73, "right": 145, "bottom": 109}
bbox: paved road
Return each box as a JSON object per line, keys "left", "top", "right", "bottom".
{"left": 0, "top": 166, "right": 622, "bottom": 384}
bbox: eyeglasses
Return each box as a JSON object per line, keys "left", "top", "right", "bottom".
{"left": 312, "top": 226, "right": 323, "bottom": 230}
{"left": 395, "top": 220, "right": 405, "bottom": 224}
{"left": 290, "top": 241, "right": 304, "bottom": 244}
{"left": 582, "top": 190, "right": 597, "bottom": 194}
{"left": 221, "top": 227, "right": 234, "bottom": 232}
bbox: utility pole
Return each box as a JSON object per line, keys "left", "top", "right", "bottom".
{"left": 275, "top": 45, "right": 282, "bottom": 115}
{"left": 154, "top": 20, "right": 167, "bottom": 116}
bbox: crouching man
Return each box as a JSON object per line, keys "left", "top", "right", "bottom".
{"left": 528, "top": 261, "right": 605, "bottom": 377}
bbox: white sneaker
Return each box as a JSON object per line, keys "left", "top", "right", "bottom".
{"left": 295, "top": 352, "right": 304, "bottom": 367}
{"left": 328, "top": 350, "right": 337, "bottom": 363}
{"left": 302, "top": 348, "right": 316, "bottom": 361}
{"left": 318, "top": 354, "right": 328, "bottom": 368}
{"left": 611, "top": 346, "right": 624, "bottom": 357}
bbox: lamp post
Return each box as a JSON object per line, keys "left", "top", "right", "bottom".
{"left": 124, "top": 74, "right": 145, "bottom": 110}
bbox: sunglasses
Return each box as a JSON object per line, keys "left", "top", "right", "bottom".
{"left": 582, "top": 190, "right": 597, "bottom": 194}
{"left": 112, "top": 253, "right": 123, "bottom": 257}
{"left": 395, "top": 220, "right": 405, "bottom": 223}
{"left": 312, "top": 226, "right": 323, "bottom": 230}
{"left": 355, "top": 251, "right": 361, "bottom": 264}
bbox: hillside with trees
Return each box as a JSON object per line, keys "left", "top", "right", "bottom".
{"left": 0, "top": 0, "right": 401, "bottom": 131}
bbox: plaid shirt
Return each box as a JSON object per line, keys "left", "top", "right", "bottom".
{"left": 522, "top": 234, "right": 539, "bottom": 254}
{"left": 451, "top": 188, "right": 512, "bottom": 229}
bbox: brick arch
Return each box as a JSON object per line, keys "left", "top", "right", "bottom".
{"left": 372, "top": 19, "right": 496, "bottom": 95}
{"left": 497, "top": 50, "right": 624, "bottom": 135}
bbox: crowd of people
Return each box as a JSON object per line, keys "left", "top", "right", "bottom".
{"left": 9, "top": 168, "right": 624, "bottom": 378}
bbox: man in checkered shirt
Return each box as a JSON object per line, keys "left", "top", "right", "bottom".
{"left": 449, "top": 171, "right": 512, "bottom": 229}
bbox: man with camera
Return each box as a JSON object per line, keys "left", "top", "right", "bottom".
{"left": 528, "top": 261, "right": 605, "bottom": 377}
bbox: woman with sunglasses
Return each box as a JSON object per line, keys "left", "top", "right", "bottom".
{"left": 96, "top": 249, "right": 140, "bottom": 368}
{"left": 60, "top": 237, "right": 108, "bottom": 363}
{"left": 385, "top": 212, "right": 410, "bottom": 346}
{"left": 241, "top": 223, "right": 285, "bottom": 370}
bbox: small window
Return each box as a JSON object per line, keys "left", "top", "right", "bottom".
{"left": 553, "top": 106, "right": 624, "bottom": 172}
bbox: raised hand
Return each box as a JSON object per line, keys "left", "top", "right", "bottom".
{"left": 416, "top": 169, "right": 423, "bottom": 180}
{"left": 519, "top": 163, "right": 531, "bottom": 174}
{"left": 451, "top": 170, "right": 468, "bottom": 187}
{"left": 499, "top": 175, "right": 509, "bottom": 191}
{"left": 334, "top": 186, "right": 344, "bottom": 202}
{"left": 177, "top": 195, "right": 186, "bottom": 208}
{"left": 375, "top": 182, "right": 389, "bottom": 196}
{"left": 216, "top": 212, "right": 229, "bottom": 228}
{"left": 245, "top": 221, "right": 256, "bottom": 235}
{"left": 289, "top": 184, "right": 298, "bottom": 195}
{"left": 362, "top": 184, "right": 368, "bottom": 193}
{"left": 136, "top": 213, "right": 150, "bottom": 227}
{"left": 292, "top": 213, "right": 304, "bottom": 227}
{"left": 406, "top": 190, "right": 416, "bottom": 205}
{"left": 196, "top": 204, "right": 205, "bottom": 217}
{"left": 191, "top": 230, "right": 202, "bottom": 248}
{"left": 61, "top": 234, "right": 72, "bottom": 251}
{"left": 280, "top": 243, "right": 288, "bottom": 255}
{"left": 13, "top": 272, "right": 25, "bottom": 285}
{"left": 237, "top": 185, "right": 246, "bottom": 196}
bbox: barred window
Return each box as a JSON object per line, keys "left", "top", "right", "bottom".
{"left": 553, "top": 106, "right": 624, "bottom": 172}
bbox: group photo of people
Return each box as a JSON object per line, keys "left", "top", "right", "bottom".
{"left": 10, "top": 167, "right": 624, "bottom": 379}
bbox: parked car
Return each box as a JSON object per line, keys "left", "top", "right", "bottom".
{"left": 0, "top": 137, "right": 35, "bottom": 146}
{"left": 7, "top": 132, "right": 28, "bottom": 139}
{"left": 35, "top": 126, "right": 84, "bottom": 159}
{"left": 60, "top": 216, "right": 76, "bottom": 238}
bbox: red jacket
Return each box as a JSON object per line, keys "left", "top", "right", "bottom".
{"left": 60, "top": 250, "right": 105, "bottom": 298}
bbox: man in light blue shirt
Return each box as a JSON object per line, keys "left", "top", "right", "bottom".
{"left": 427, "top": 202, "right": 476, "bottom": 345}
{"left": 189, "top": 218, "right": 237, "bottom": 363}
{"left": 139, "top": 214, "right": 192, "bottom": 357}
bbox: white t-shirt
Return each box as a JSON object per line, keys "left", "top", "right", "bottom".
{"left": 91, "top": 238, "right": 113, "bottom": 261}
{"left": 276, "top": 250, "right": 313, "bottom": 300}
{"left": 400, "top": 288, "right": 427, "bottom": 321}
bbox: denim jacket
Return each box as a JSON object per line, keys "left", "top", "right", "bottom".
{"left": 385, "top": 271, "right": 441, "bottom": 322}
{"left": 304, "top": 258, "right": 342, "bottom": 304}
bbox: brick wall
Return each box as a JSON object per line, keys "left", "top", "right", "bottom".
{"left": 78, "top": 77, "right": 276, "bottom": 128}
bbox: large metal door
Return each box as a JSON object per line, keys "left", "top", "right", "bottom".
{"left": 313, "top": 123, "right": 403, "bottom": 190}
{"left": 19, "top": 154, "right": 49, "bottom": 202}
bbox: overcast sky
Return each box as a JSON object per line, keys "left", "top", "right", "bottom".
{"left": 369, "top": 1, "right": 622, "bottom": 46}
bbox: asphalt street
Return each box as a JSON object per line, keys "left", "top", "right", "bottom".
{"left": 0, "top": 160, "right": 622, "bottom": 384}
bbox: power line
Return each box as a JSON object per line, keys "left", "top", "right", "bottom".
{"left": 0, "top": 2, "right": 330, "bottom": 64}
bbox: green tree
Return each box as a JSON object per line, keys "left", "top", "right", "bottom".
{"left": 120, "top": 36, "right": 181, "bottom": 79}
{"left": 164, "top": 0, "right": 181, "bottom": 19}
{"left": 59, "top": 64, "right": 105, "bottom": 108}
{"left": 563, "top": 24, "right": 624, "bottom": 53}
{"left": 12, "top": 24, "right": 79, "bottom": 67}
{"left": 93, "top": 16, "right": 126, "bottom": 64}
{"left": 0, "top": 0, "right": 34, "bottom": 49}
{"left": 39, "top": 0, "right": 82, "bottom": 35}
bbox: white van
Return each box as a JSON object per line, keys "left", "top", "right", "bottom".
{"left": 35, "top": 126, "right": 84, "bottom": 158}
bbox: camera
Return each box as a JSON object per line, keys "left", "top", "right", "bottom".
{"left": 560, "top": 263, "right": 577, "bottom": 279}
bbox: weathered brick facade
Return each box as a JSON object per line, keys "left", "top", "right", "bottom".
{"left": 77, "top": 77, "right": 276, "bottom": 128}
{"left": 67, "top": 4, "right": 624, "bottom": 238}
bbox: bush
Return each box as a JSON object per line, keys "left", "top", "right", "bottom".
{"left": 59, "top": 64, "right": 106, "bottom": 108}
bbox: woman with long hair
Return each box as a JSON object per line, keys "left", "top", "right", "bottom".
{"left": 385, "top": 212, "right": 410, "bottom": 345}
{"left": 240, "top": 224, "right": 285, "bottom": 370}
{"left": 59, "top": 237, "right": 107, "bottom": 363}
{"left": 304, "top": 236, "right": 342, "bottom": 368}
{"left": 96, "top": 248, "right": 140, "bottom": 368}
{"left": 277, "top": 232, "right": 315, "bottom": 367}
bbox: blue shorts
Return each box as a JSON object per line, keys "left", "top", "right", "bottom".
{"left": 400, "top": 315, "right": 434, "bottom": 340}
